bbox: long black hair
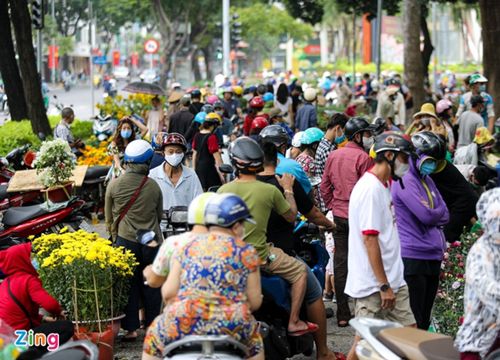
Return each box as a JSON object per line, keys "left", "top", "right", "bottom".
{"left": 276, "top": 83, "right": 289, "bottom": 105}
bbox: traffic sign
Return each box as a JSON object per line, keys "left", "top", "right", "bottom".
{"left": 92, "top": 56, "right": 107, "bottom": 65}
{"left": 144, "top": 39, "right": 160, "bottom": 54}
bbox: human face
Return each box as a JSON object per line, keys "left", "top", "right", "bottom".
{"left": 121, "top": 123, "right": 132, "bottom": 132}
{"left": 224, "top": 92, "right": 232, "bottom": 101}
{"left": 164, "top": 145, "right": 184, "bottom": 156}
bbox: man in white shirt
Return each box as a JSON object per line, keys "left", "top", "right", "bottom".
{"left": 345, "top": 132, "right": 416, "bottom": 360}
{"left": 149, "top": 133, "right": 203, "bottom": 211}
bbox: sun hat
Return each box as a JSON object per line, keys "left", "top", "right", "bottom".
{"left": 413, "top": 103, "right": 438, "bottom": 120}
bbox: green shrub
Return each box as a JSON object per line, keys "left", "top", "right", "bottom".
{"left": 0, "top": 117, "right": 94, "bottom": 156}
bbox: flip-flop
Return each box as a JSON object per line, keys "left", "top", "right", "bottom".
{"left": 288, "top": 321, "right": 319, "bottom": 337}
{"left": 337, "top": 320, "right": 349, "bottom": 328}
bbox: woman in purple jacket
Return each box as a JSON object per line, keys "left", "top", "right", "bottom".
{"left": 391, "top": 132, "right": 449, "bottom": 330}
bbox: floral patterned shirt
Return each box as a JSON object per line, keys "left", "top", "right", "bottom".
{"left": 295, "top": 153, "right": 316, "bottom": 178}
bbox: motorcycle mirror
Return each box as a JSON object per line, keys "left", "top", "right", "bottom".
{"left": 219, "top": 164, "right": 233, "bottom": 174}
{"left": 38, "top": 132, "right": 46, "bottom": 141}
{"left": 136, "top": 230, "right": 156, "bottom": 245}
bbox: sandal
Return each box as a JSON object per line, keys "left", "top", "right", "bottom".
{"left": 337, "top": 320, "right": 349, "bottom": 328}
{"left": 288, "top": 321, "right": 319, "bottom": 337}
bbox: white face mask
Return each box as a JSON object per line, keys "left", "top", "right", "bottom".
{"left": 394, "top": 158, "right": 410, "bottom": 178}
{"left": 165, "top": 153, "right": 184, "bottom": 167}
{"left": 363, "top": 136, "right": 374, "bottom": 152}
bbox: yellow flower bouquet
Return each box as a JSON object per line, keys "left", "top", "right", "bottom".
{"left": 32, "top": 229, "right": 138, "bottom": 332}
{"left": 77, "top": 142, "right": 112, "bottom": 167}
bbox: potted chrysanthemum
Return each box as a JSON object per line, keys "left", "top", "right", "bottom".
{"left": 34, "top": 139, "right": 76, "bottom": 202}
{"left": 32, "top": 229, "right": 137, "bottom": 360}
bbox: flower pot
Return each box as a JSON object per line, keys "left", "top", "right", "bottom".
{"left": 42, "top": 182, "right": 74, "bottom": 203}
{"left": 74, "top": 325, "right": 114, "bottom": 360}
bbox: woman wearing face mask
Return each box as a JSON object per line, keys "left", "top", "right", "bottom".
{"left": 390, "top": 131, "right": 449, "bottom": 331}
{"left": 436, "top": 99, "right": 457, "bottom": 152}
{"left": 107, "top": 117, "right": 148, "bottom": 180}
{"left": 192, "top": 112, "right": 225, "bottom": 191}
{"left": 406, "top": 103, "right": 440, "bottom": 135}
{"left": 296, "top": 127, "right": 324, "bottom": 178}
{"left": 143, "top": 193, "right": 264, "bottom": 360}
{"left": 149, "top": 133, "right": 203, "bottom": 211}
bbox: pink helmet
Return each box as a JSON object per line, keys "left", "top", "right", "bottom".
{"left": 206, "top": 95, "right": 219, "bottom": 105}
{"left": 436, "top": 99, "right": 453, "bottom": 115}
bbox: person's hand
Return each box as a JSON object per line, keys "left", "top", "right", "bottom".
{"left": 324, "top": 221, "right": 336, "bottom": 233}
{"left": 380, "top": 287, "right": 396, "bottom": 310}
{"left": 276, "top": 173, "right": 295, "bottom": 192}
{"left": 57, "top": 311, "right": 67, "bottom": 320}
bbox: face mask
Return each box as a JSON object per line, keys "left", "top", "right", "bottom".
{"left": 121, "top": 129, "right": 132, "bottom": 139}
{"left": 363, "top": 136, "right": 374, "bottom": 152}
{"left": 165, "top": 153, "right": 184, "bottom": 167}
{"left": 31, "top": 258, "right": 39, "bottom": 270}
{"left": 420, "top": 117, "right": 431, "bottom": 127}
{"left": 419, "top": 159, "right": 437, "bottom": 176}
{"left": 479, "top": 84, "right": 486, "bottom": 92}
{"left": 394, "top": 158, "right": 410, "bottom": 179}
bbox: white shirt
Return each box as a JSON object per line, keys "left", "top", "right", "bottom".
{"left": 149, "top": 164, "right": 203, "bottom": 211}
{"left": 345, "top": 172, "right": 406, "bottom": 298}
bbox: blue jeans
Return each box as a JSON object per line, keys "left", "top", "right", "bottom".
{"left": 116, "top": 236, "right": 162, "bottom": 332}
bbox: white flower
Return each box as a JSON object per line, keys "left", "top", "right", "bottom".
{"left": 451, "top": 281, "right": 461, "bottom": 290}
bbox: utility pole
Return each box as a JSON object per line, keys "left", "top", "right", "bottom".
{"left": 51, "top": 0, "right": 55, "bottom": 83}
{"left": 88, "top": 0, "right": 95, "bottom": 116}
{"left": 376, "top": 0, "right": 383, "bottom": 81}
{"left": 352, "top": 13, "right": 356, "bottom": 89}
{"left": 432, "top": 2, "right": 438, "bottom": 93}
{"left": 222, "top": 0, "right": 230, "bottom": 77}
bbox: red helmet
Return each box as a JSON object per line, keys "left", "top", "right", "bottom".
{"left": 162, "top": 132, "right": 187, "bottom": 151}
{"left": 251, "top": 116, "right": 269, "bottom": 131}
{"left": 249, "top": 96, "right": 265, "bottom": 109}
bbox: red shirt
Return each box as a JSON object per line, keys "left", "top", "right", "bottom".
{"left": 320, "top": 142, "right": 374, "bottom": 219}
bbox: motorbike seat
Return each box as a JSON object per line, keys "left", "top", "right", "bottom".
{"left": 83, "top": 166, "right": 111, "bottom": 183}
{"left": 163, "top": 335, "right": 248, "bottom": 358}
{"left": 378, "top": 327, "right": 459, "bottom": 360}
{"left": 261, "top": 273, "right": 291, "bottom": 312}
{"left": 2, "top": 203, "right": 48, "bottom": 227}
{"left": 0, "top": 184, "right": 8, "bottom": 200}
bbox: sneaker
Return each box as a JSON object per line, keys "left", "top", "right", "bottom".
{"left": 332, "top": 294, "right": 337, "bottom": 303}
{"left": 323, "top": 292, "right": 334, "bottom": 302}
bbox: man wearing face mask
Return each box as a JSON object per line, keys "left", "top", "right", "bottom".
{"left": 320, "top": 117, "right": 375, "bottom": 327}
{"left": 214, "top": 101, "right": 234, "bottom": 136}
{"left": 345, "top": 132, "right": 416, "bottom": 360}
{"left": 149, "top": 133, "right": 203, "bottom": 211}
{"left": 456, "top": 74, "right": 495, "bottom": 133}
{"left": 168, "top": 96, "right": 195, "bottom": 137}
{"left": 457, "top": 96, "right": 485, "bottom": 148}
{"left": 391, "top": 131, "right": 449, "bottom": 331}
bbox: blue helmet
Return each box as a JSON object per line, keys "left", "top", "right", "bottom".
{"left": 263, "top": 92, "right": 274, "bottom": 102}
{"left": 194, "top": 111, "right": 207, "bottom": 124}
{"left": 124, "top": 139, "right": 154, "bottom": 163}
{"left": 201, "top": 104, "right": 214, "bottom": 113}
{"left": 205, "top": 193, "right": 256, "bottom": 228}
{"left": 302, "top": 127, "right": 324, "bottom": 145}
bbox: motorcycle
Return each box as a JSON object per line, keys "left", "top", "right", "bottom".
{"left": 0, "top": 197, "right": 86, "bottom": 242}
{"left": 77, "top": 165, "right": 110, "bottom": 216}
{"left": 160, "top": 206, "right": 188, "bottom": 239}
{"left": 350, "top": 317, "right": 461, "bottom": 360}
{"left": 162, "top": 335, "right": 248, "bottom": 359}
{"left": 92, "top": 114, "right": 118, "bottom": 142}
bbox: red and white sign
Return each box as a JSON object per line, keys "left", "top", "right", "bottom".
{"left": 303, "top": 44, "right": 321, "bottom": 56}
{"left": 144, "top": 39, "right": 159, "bottom": 54}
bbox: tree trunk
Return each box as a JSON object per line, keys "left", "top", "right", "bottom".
{"left": 202, "top": 47, "right": 212, "bottom": 81}
{"left": 192, "top": 50, "right": 201, "bottom": 82}
{"left": 0, "top": 0, "right": 28, "bottom": 120}
{"left": 403, "top": 0, "right": 425, "bottom": 119}
{"left": 420, "top": 6, "right": 434, "bottom": 81}
{"left": 9, "top": 0, "right": 51, "bottom": 136}
{"left": 479, "top": 0, "right": 500, "bottom": 121}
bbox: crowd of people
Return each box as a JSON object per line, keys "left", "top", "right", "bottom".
{"left": 1, "top": 70, "right": 499, "bottom": 360}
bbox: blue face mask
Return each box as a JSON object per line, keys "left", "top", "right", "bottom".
{"left": 121, "top": 129, "right": 132, "bottom": 139}
{"left": 335, "top": 134, "right": 346, "bottom": 145}
{"left": 479, "top": 84, "right": 487, "bottom": 93}
{"left": 31, "top": 258, "right": 39, "bottom": 270}
{"left": 420, "top": 159, "right": 437, "bottom": 176}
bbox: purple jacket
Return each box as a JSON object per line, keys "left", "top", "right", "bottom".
{"left": 391, "top": 160, "right": 449, "bottom": 261}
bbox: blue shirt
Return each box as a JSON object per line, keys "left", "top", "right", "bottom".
{"left": 295, "top": 102, "right": 317, "bottom": 131}
{"left": 276, "top": 153, "right": 312, "bottom": 195}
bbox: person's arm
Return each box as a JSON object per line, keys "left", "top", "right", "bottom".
{"left": 104, "top": 183, "right": 114, "bottom": 237}
{"left": 466, "top": 245, "right": 500, "bottom": 309}
{"left": 488, "top": 116, "right": 495, "bottom": 133}
{"left": 213, "top": 151, "right": 225, "bottom": 184}
{"left": 319, "top": 157, "right": 333, "bottom": 209}
{"left": 305, "top": 206, "right": 335, "bottom": 232}
{"left": 246, "top": 270, "right": 263, "bottom": 312}
{"left": 161, "top": 258, "right": 182, "bottom": 301}
{"left": 143, "top": 264, "right": 166, "bottom": 288}
{"left": 275, "top": 174, "right": 298, "bottom": 221}
{"left": 364, "top": 234, "right": 395, "bottom": 310}
{"left": 455, "top": 97, "right": 465, "bottom": 118}
{"left": 28, "top": 278, "right": 63, "bottom": 316}
{"left": 192, "top": 149, "right": 198, "bottom": 172}
{"left": 130, "top": 117, "right": 149, "bottom": 137}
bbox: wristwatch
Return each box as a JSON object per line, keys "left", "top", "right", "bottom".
{"left": 379, "top": 283, "right": 391, "bottom": 292}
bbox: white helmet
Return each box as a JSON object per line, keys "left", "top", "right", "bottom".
{"left": 370, "top": 80, "right": 380, "bottom": 91}
{"left": 304, "top": 88, "right": 317, "bottom": 102}
{"left": 188, "top": 192, "right": 217, "bottom": 225}
{"left": 124, "top": 140, "right": 154, "bottom": 163}
{"left": 292, "top": 131, "right": 304, "bottom": 148}
{"left": 323, "top": 71, "right": 332, "bottom": 78}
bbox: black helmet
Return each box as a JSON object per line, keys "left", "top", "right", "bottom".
{"left": 191, "top": 89, "right": 201, "bottom": 98}
{"left": 344, "top": 117, "right": 372, "bottom": 140}
{"left": 229, "top": 137, "right": 264, "bottom": 174}
{"left": 411, "top": 131, "right": 446, "bottom": 160}
{"left": 213, "top": 101, "right": 224, "bottom": 110}
{"left": 260, "top": 125, "right": 289, "bottom": 147}
{"left": 372, "top": 117, "right": 386, "bottom": 136}
{"left": 201, "top": 104, "right": 214, "bottom": 113}
{"left": 373, "top": 131, "right": 413, "bottom": 156}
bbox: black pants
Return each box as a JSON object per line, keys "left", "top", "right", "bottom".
{"left": 17, "top": 320, "right": 74, "bottom": 360}
{"left": 333, "top": 217, "right": 352, "bottom": 322}
{"left": 404, "top": 272, "right": 440, "bottom": 330}
{"left": 116, "top": 236, "right": 162, "bottom": 332}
